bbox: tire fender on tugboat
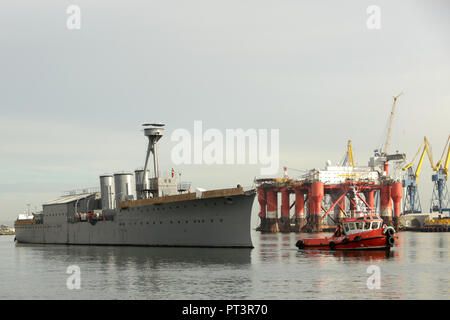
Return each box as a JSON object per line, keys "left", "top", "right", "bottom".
{"left": 329, "top": 241, "right": 336, "bottom": 250}
{"left": 385, "top": 227, "right": 395, "bottom": 237}
{"left": 387, "top": 236, "right": 395, "bottom": 246}
{"left": 296, "top": 240, "right": 305, "bottom": 249}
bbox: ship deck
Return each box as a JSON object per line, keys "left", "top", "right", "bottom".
{"left": 118, "top": 186, "right": 252, "bottom": 208}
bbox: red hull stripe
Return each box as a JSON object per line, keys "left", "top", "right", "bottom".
{"left": 303, "top": 236, "right": 386, "bottom": 248}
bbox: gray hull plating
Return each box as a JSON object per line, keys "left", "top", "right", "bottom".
{"left": 15, "top": 193, "right": 255, "bottom": 248}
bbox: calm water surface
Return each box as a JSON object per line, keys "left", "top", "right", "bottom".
{"left": 0, "top": 231, "right": 448, "bottom": 299}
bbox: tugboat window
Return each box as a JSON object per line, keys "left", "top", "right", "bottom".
{"left": 343, "top": 224, "right": 349, "bottom": 233}
{"left": 348, "top": 223, "right": 356, "bottom": 230}
{"left": 364, "top": 222, "right": 371, "bottom": 230}
{"left": 356, "top": 222, "right": 363, "bottom": 230}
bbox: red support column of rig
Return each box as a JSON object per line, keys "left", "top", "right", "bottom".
{"left": 294, "top": 191, "right": 306, "bottom": 232}
{"left": 306, "top": 182, "right": 324, "bottom": 232}
{"left": 380, "top": 184, "right": 393, "bottom": 227}
{"left": 391, "top": 182, "right": 403, "bottom": 231}
{"left": 364, "top": 190, "right": 375, "bottom": 212}
{"left": 265, "top": 189, "right": 279, "bottom": 233}
{"left": 280, "top": 188, "right": 290, "bottom": 233}
{"left": 384, "top": 162, "right": 389, "bottom": 176}
{"left": 256, "top": 186, "right": 267, "bottom": 232}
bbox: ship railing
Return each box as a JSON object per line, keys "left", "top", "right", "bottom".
{"left": 62, "top": 187, "right": 100, "bottom": 196}
{"left": 177, "top": 182, "right": 191, "bottom": 192}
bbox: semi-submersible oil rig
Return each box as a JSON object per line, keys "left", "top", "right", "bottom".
{"left": 255, "top": 153, "right": 405, "bottom": 233}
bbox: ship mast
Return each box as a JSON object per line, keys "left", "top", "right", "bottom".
{"left": 142, "top": 123, "right": 165, "bottom": 199}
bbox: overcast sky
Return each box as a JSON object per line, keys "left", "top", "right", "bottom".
{"left": 1, "top": 1, "right": 449, "bottom": 225}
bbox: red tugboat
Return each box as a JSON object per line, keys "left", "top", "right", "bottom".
{"left": 296, "top": 215, "right": 397, "bottom": 250}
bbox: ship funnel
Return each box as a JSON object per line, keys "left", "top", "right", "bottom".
{"left": 100, "top": 174, "right": 116, "bottom": 210}
{"left": 141, "top": 123, "right": 165, "bottom": 198}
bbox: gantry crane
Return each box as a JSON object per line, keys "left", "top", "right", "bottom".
{"left": 401, "top": 137, "right": 435, "bottom": 213}
{"left": 430, "top": 134, "right": 450, "bottom": 214}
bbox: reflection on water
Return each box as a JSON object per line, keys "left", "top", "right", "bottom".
{"left": 300, "top": 248, "right": 394, "bottom": 261}
{"left": 9, "top": 243, "right": 252, "bottom": 299}
{"left": 1, "top": 231, "right": 449, "bottom": 299}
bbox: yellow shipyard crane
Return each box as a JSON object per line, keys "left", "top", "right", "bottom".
{"left": 430, "top": 134, "right": 450, "bottom": 214}
{"left": 402, "top": 137, "right": 435, "bottom": 184}
{"left": 347, "top": 140, "right": 354, "bottom": 167}
{"left": 434, "top": 135, "right": 450, "bottom": 179}
{"left": 341, "top": 140, "right": 355, "bottom": 167}
{"left": 401, "top": 137, "right": 435, "bottom": 213}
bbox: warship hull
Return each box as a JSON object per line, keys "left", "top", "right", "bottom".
{"left": 15, "top": 191, "right": 255, "bottom": 248}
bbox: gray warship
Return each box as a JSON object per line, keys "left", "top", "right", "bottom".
{"left": 15, "top": 124, "right": 256, "bottom": 248}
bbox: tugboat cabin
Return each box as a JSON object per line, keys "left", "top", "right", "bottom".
{"left": 341, "top": 215, "right": 384, "bottom": 235}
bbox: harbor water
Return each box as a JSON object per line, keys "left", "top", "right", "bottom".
{"left": 0, "top": 231, "right": 448, "bottom": 299}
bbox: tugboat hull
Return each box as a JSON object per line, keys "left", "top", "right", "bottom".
{"left": 296, "top": 215, "right": 397, "bottom": 251}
